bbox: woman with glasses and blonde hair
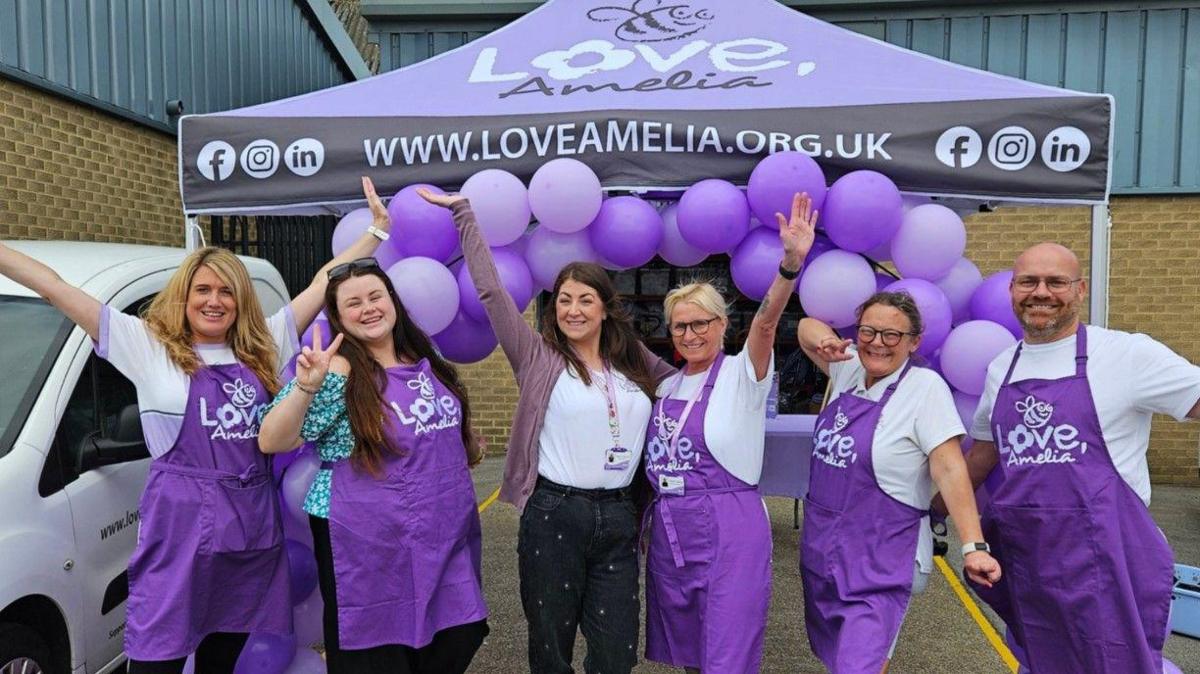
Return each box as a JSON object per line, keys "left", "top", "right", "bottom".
{"left": 641, "top": 193, "right": 814, "bottom": 674}
{"left": 258, "top": 256, "right": 487, "bottom": 674}
{"left": 0, "top": 178, "right": 393, "bottom": 673}
{"left": 797, "top": 291, "right": 1001, "bottom": 673}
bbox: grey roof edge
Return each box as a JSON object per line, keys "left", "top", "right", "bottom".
{"left": 301, "top": 0, "right": 373, "bottom": 80}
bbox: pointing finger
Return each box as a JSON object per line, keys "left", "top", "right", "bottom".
{"left": 326, "top": 332, "right": 344, "bottom": 355}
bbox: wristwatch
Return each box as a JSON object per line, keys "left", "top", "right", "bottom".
{"left": 961, "top": 541, "right": 991, "bottom": 556}
{"left": 366, "top": 225, "right": 390, "bottom": 241}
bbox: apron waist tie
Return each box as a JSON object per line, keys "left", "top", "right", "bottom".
{"left": 654, "top": 484, "right": 757, "bottom": 568}
{"left": 151, "top": 461, "right": 262, "bottom": 484}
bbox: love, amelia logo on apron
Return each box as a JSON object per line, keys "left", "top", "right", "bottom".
{"left": 647, "top": 406, "right": 699, "bottom": 472}
{"left": 995, "top": 394, "right": 1088, "bottom": 466}
{"left": 198, "top": 377, "right": 266, "bottom": 441}
{"left": 389, "top": 371, "right": 462, "bottom": 435}
{"left": 812, "top": 407, "right": 857, "bottom": 468}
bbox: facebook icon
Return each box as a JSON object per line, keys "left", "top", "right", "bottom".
{"left": 197, "top": 141, "right": 236, "bottom": 181}
{"left": 935, "top": 127, "right": 982, "bottom": 169}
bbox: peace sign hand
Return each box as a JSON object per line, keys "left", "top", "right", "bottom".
{"left": 775, "top": 192, "right": 818, "bottom": 268}
{"left": 362, "top": 176, "right": 390, "bottom": 230}
{"left": 295, "top": 323, "right": 344, "bottom": 393}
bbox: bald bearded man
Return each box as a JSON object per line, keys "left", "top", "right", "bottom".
{"left": 960, "top": 243, "right": 1200, "bottom": 673}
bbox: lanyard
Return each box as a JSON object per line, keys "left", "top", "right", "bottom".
{"left": 660, "top": 363, "right": 713, "bottom": 459}
{"left": 600, "top": 363, "right": 622, "bottom": 449}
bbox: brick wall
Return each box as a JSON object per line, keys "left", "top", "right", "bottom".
{"left": 0, "top": 78, "right": 182, "bottom": 245}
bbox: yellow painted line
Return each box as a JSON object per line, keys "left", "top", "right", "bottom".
{"left": 477, "top": 487, "right": 501, "bottom": 513}
{"left": 934, "top": 556, "right": 1020, "bottom": 673}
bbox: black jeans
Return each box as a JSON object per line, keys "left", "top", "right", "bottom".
{"left": 518, "top": 477, "right": 641, "bottom": 674}
{"left": 310, "top": 515, "right": 489, "bottom": 674}
{"left": 126, "top": 632, "right": 248, "bottom": 674}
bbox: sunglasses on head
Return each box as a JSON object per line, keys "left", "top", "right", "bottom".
{"left": 328, "top": 257, "right": 381, "bottom": 281}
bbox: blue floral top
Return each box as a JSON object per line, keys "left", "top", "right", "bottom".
{"left": 266, "top": 373, "right": 353, "bottom": 518}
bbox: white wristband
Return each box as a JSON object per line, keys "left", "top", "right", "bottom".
{"left": 961, "top": 542, "right": 991, "bottom": 556}
{"left": 366, "top": 225, "right": 390, "bottom": 241}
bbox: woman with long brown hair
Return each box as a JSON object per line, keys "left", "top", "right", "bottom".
{"left": 258, "top": 259, "right": 488, "bottom": 674}
{"left": 419, "top": 189, "right": 676, "bottom": 674}
{"left": 0, "top": 178, "right": 394, "bottom": 673}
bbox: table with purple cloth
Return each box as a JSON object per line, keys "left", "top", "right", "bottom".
{"left": 758, "top": 414, "right": 816, "bottom": 528}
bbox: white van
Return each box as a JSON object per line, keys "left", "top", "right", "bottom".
{"left": 0, "top": 241, "right": 290, "bottom": 674}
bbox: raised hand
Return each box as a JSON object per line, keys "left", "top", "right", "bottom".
{"left": 295, "top": 323, "right": 344, "bottom": 393}
{"left": 964, "top": 551, "right": 1002, "bottom": 588}
{"left": 814, "top": 334, "right": 854, "bottom": 364}
{"left": 416, "top": 187, "right": 467, "bottom": 210}
{"left": 775, "top": 192, "right": 818, "bottom": 267}
{"left": 362, "top": 176, "right": 390, "bottom": 230}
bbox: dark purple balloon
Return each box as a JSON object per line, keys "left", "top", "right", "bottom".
{"left": 968, "top": 270, "right": 1022, "bottom": 338}
{"left": 388, "top": 184, "right": 458, "bottom": 263}
{"left": 730, "top": 228, "right": 783, "bottom": 301}
{"left": 433, "top": 309, "right": 499, "bottom": 364}
{"left": 457, "top": 248, "right": 534, "bottom": 322}
{"left": 875, "top": 271, "right": 898, "bottom": 292}
{"left": 285, "top": 539, "right": 318, "bottom": 605}
{"left": 677, "top": 179, "right": 750, "bottom": 254}
{"left": 884, "top": 278, "right": 953, "bottom": 356}
{"left": 747, "top": 151, "right": 827, "bottom": 229}
{"left": 804, "top": 233, "right": 837, "bottom": 268}
{"left": 589, "top": 196, "right": 663, "bottom": 269}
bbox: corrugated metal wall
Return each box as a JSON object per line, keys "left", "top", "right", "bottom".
{"left": 0, "top": 0, "right": 352, "bottom": 130}
{"left": 365, "top": 3, "right": 1200, "bottom": 195}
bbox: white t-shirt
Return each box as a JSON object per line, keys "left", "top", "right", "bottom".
{"left": 656, "top": 347, "right": 775, "bottom": 486}
{"left": 537, "top": 366, "right": 653, "bottom": 489}
{"left": 970, "top": 325, "right": 1200, "bottom": 505}
{"left": 828, "top": 349, "right": 965, "bottom": 572}
{"left": 96, "top": 304, "right": 299, "bottom": 458}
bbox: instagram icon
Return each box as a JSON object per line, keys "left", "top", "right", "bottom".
{"left": 240, "top": 140, "right": 280, "bottom": 179}
{"left": 987, "top": 126, "right": 1035, "bottom": 171}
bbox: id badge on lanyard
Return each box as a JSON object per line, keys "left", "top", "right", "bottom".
{"left": 601, "top": 364, "right": 632, "bottom": 471}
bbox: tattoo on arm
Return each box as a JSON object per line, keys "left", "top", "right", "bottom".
{"left": 756, "top": 295, "right": 771, "bottom": 318}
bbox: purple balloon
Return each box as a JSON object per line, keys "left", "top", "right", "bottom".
{"left": 952, "top": 389, "right": 981, "bottom": 433}
{"left": 234, "top": 632, "right": 296, "bottom": 674}
{"left": 589, "top": 196, "right": 663, "bottom": 269}
{"left": 836, "top": 324, "right": 858, "bottom": 341}
{"left": 940, "top": 320, "right": 1017, "bottom": 395}
{"left": 461, "top": 169, "right": 531, "bottom": 246}
{"left": 658, "top": 203, "right": 708, "bottom": 266}
{"left": 387, "top": 185, "right": 458, "bottom": 263}
{"left": 747, "top": 151, "right": 827, "bottom": 229}
{"left": 677, "top": 179, "right": 750, "bottom": 254}
{"left": 804, "top": 233, "right": 836, "bottom": 268}
{"left": 271, "top": 443, "right": 301, "bottom": 485}
{"left": 883, "top": 278, "right": 952, "bottom": 356}
{"left": 299, "top": 318, "right": 332, "bottom": 351}
{"left": 934, "top": 258, "right": 984, "bottom": 325}
{"left": 292, "top": 593, "right": 324, "bottom": 648}
{"left": 282, "top": 648, "right": 325, "bottom": 674}
{"left": 969, "top": 270, "right": 1022, "bottom": 339}
{"left": 821, "top": 170, "right": 903, "bottom": 253}
{"left": 797, "top": 250, "right": 876, "bottom": 328}
{"left": 507, "top": 230, "right": 534, "bottom": 258}
{"left": 529, "top": 158, "right": 602, "bottom": 233}
{"left": 434, "top": 309, "right": 500, "bottom": 364}
{"left": 331, "top": 208, "right": 374, "bottom": 256}
{"left": 730, "top": 228, "right": 783, "bottom": 301}
{"left": 457, "top": 248, "right": 534, "bottom": 321}
{"left": 524, "top": 227, "right": 598, "bottom": 290}
{"left": 285, "top": 539, "right": 318, "bottom": 605}
{"left": 386, "top": 257, "right": 459, "bottom": 335}
{"left": 1163, "top": 658, "right": 1184, "bottom": 674}
{"left": 279, "top": 492, "right": 313, "bottom": 548}
{"left": 280, "top": 450, "right": 320, "bottom": 527}
{"left": 864, "top": 237, "right": 893, "bottom": 262}
{"left": 892, "top": 204, "right": 967, "bottom": 280}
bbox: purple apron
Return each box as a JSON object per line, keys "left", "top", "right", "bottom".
{"left": 644, "top": 353, "right": 772, "bottom": 673}
{"left": 125, "top": 363, "right": 291, "bottom": 660}
{"left": 801, "top": 361, "right": 922, "bottom": 674}
{"left": 324, "top": 360, "right": 487, "bottom": 650}
{"left": 971, "top": 324, "right": 1173, "bottom": 673}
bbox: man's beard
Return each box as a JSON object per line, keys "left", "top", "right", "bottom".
{"left": 1019, "top": 302, "right": 1079, "bottom": 340}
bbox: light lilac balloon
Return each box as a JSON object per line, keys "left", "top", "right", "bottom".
{"left": 657, "top": 203, "right": 708, "bottom": 266}
{"left": 386, "top": 257, "right": 459, "bottom": 335}
{"left": 234, "top": 632, "right": 296, "bottom": 674}
{"left": 457, "top": 248, "right": 533, "bottom": 321}
{"left": 434, "top": 309, "right": 500, "bottom": 364}
{"left": 461, "top": 169, "right": 531, "bottom": 246}
{"left": 730, "top": 228, "right": 783, "bottom": 300}
{"left": 969, "top": 270, "right": 1022, "bottom": 338}
{"left": 331, "top": 208, "right": 374, "bottom": 256}
{"left": 940, "top": 320, "right": 1017, "bottom": 395}
{"left": 952, "top": 389, "right": 981, "bottom": 433}
{"left": 934, "top": 258, "right": 984, "bottom": 325}
{"left": 292, "top": 593, "right": 325, "bottom": 647}
{"left": 524, "top": 227, "right": 598, "bottom": 290}
{"left": 797, "top": 250, "right": 876, "bottom": 328}
{"left": 884, "top": 278, "right": 952, "bottom": 356}
{"left": 279, "top": 485, "right": 313, "bottom": 548}
{"left": 280, "top": 450, "right": 319, "bottom": 527}
{"left": 747, "top": 151, "right": 827, "bottom": 229}
{"left": 528, "top": 158, "right": 602, "bottom": 233}
{"left": 677, "top": 179, "right": 750, "bottom": 254}
{"left": 281, "top": 648, "right": 326, "bottom": 674}
{"left": 387, "top": 184, "right": 457, "bottom": 263}
{"left": 892, "top": 204, "right": 967, "bottom": 280}
{"left": 821, "top": 170, "right": 903, "bottom": 253}
{"left": 589, "top": 196, "right": 662, "bottom": 269}
{"left": 1163, "top": 659, "right": 1183, "bottom": 674}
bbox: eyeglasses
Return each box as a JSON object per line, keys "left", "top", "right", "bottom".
{"left": 328, "top": 257, "right": 380, "bottom": 281}
{"left": 856, "top": 325, "right": 916, "bottom": 347}
{"left": 669, "top": 317, "right": 721, "bottom": 337}
{"left": 1012, "top": 276, "right": 1082, "bottom": 293}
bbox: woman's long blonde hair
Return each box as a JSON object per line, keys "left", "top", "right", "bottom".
{"left": 143, "top": 247, "right": 281, "bottom": 395}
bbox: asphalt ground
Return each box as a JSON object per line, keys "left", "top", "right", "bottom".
{"left": 466, "top": 457, "right": 1200, "bottom": 673}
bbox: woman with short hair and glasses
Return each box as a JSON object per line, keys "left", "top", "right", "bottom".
{"left": 641, "top": 193, "right": 815, "bottom": 674}
{"left": 797, "top": 291, "right": 1001, "bottom": 673}
{"left": 258, "top": 256, "right": 488, "bottom": 674}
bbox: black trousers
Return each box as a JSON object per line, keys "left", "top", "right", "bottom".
{"left": 309, "top": 515, "right": 489, "bottom": 674}
{"left": 518, "top": 477, "right": 641, "bottom": 674}
{"left": 126, "top": 632, "right": 248, "bottom": 674}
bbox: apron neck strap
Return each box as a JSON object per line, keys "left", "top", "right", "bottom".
{"left": 876, "top": 359, "right": 912, "bottom": 407}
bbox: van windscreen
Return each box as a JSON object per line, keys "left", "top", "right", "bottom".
{"left": 0, "top": 296, "right": 72, "bottom": 458}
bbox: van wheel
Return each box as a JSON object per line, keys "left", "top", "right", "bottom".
{"left": 0, "top": 623, "right": 52, "bottom": 674}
